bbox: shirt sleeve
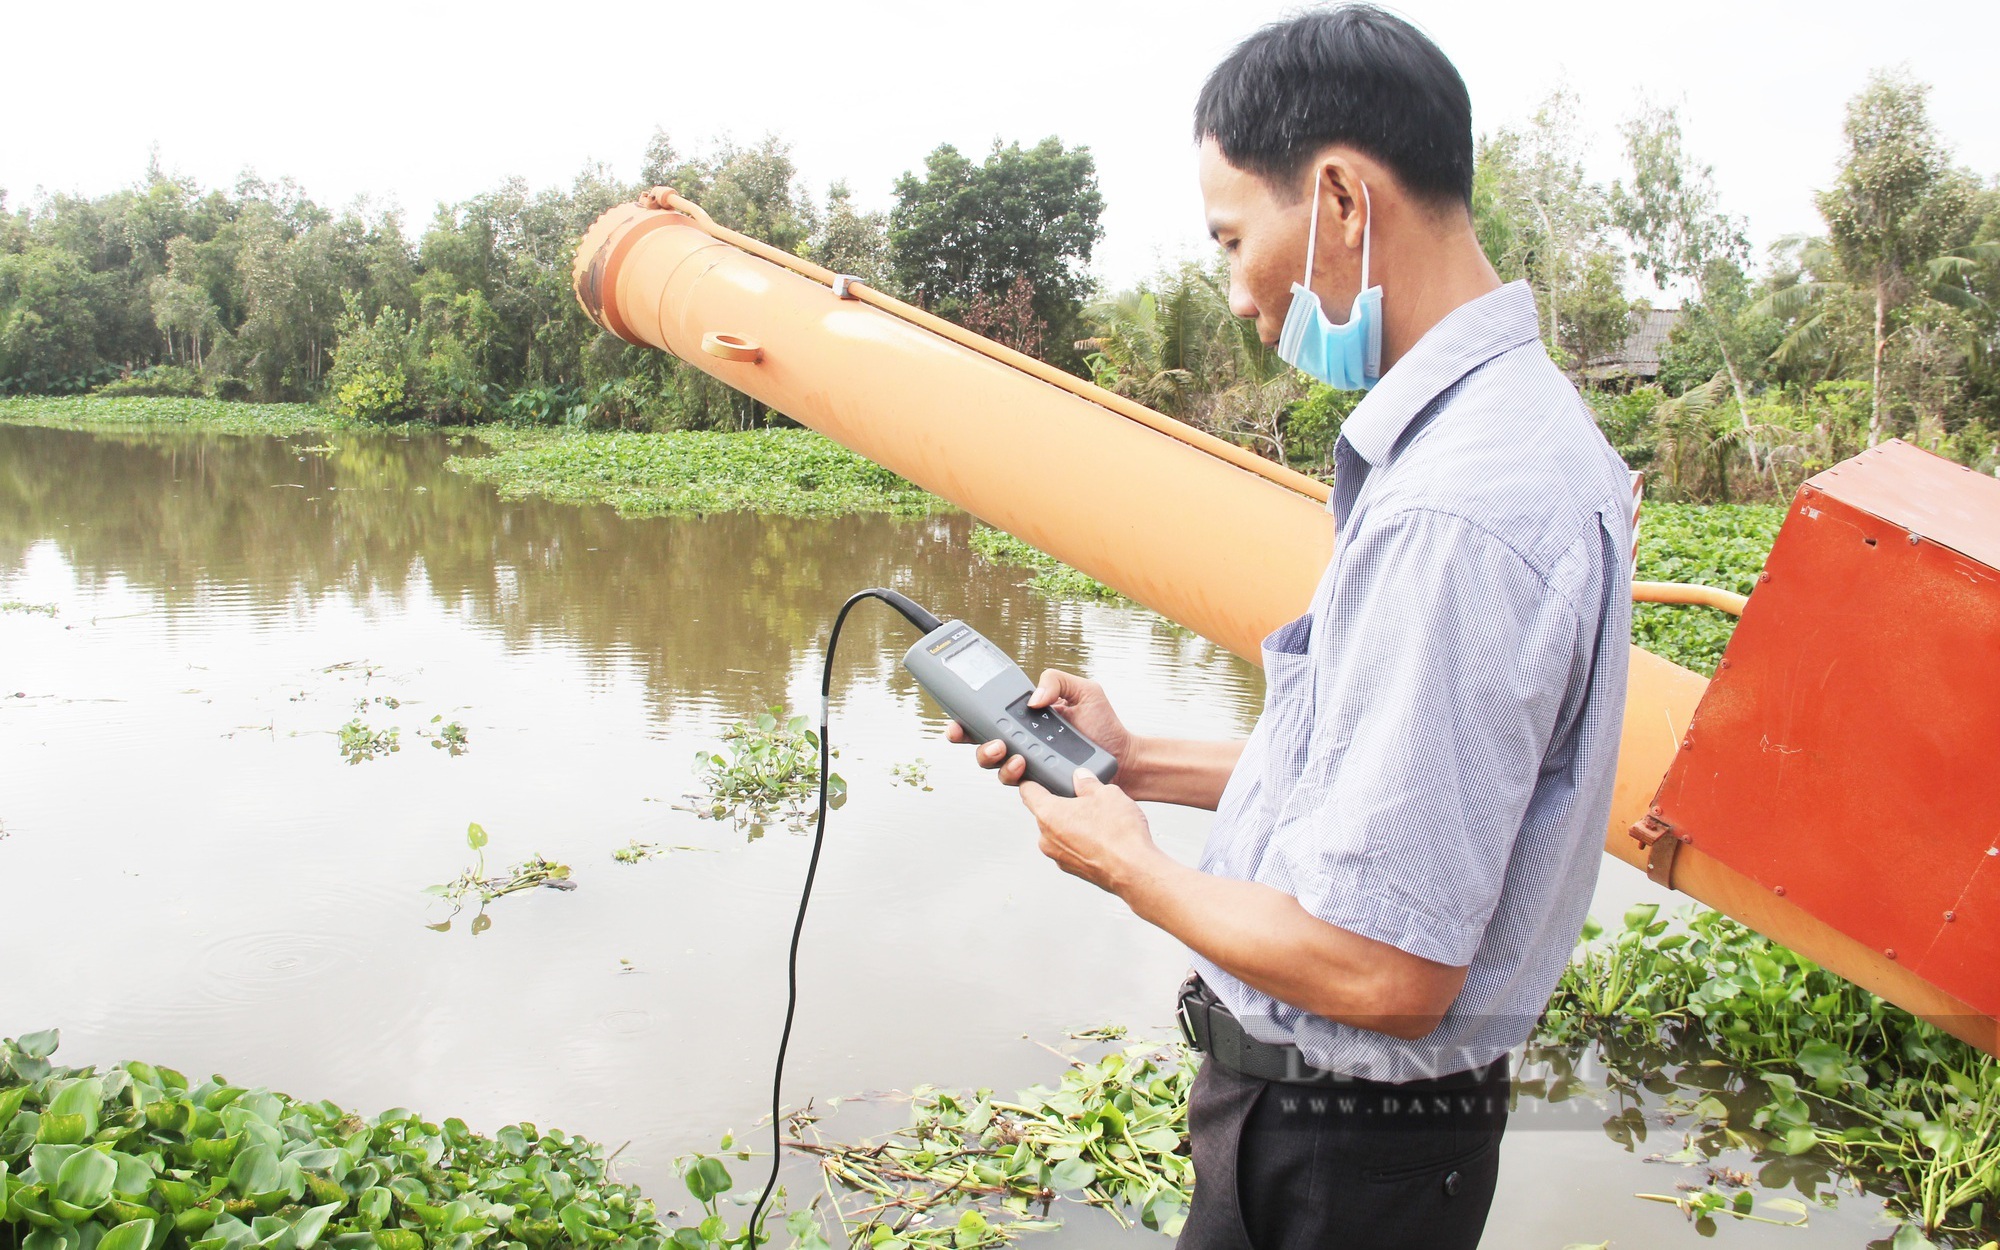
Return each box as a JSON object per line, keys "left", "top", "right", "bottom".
{"left": 1260, "top": 506, "right": 1585, "bottom": 967}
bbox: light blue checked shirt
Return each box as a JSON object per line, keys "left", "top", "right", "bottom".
{"left": 1191, "top": 280, "right": 1633, "bottom": 1082}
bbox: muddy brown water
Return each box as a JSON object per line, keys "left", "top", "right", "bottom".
{"left": 0, "top": 424, "right": 1894, "bottom": 1246}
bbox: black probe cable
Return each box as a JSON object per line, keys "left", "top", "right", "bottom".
{"left": 745, "top": 588, "right": 941, "bottom": 1248}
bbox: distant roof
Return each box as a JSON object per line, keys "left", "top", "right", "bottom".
{"left": 1584, "top": 306, "right": 1681, "bottom": 380}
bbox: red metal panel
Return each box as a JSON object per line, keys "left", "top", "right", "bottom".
{"left": 1652, "top": 441, "right": 2000, "bottom": 1020}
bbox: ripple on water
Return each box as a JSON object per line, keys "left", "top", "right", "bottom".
{"left": 198, "top": 929, "right": 374, "bottom": 1004}
{"left": 597, "top": 1009, "right": 653, "bottom": 1036}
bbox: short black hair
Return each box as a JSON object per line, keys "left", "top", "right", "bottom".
{"left": 1194, "top": 5, "right": 1473, "bottom": 208}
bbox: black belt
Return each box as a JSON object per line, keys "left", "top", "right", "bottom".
{"left": 1176, "top": 974, "right": 1507, "bottom": 1090}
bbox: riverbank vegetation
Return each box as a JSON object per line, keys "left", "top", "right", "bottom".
{"left": 4, "top": 72, "right": 1992, "bottom": 500}
{"left": 445, "top": 428, "right": 939, "bottom": 518}
{"left": 967, "top": 529, "right": 1119, "bottom": 601}
{"left": 0, "top": 1030, "right": 685, "bottom": 1250}
{"left": 1543, "top": 909, "right": 2000, "bottom": 1247}
{"left": 0, "top": 396, "right": 359, "bottom": 439}
{"left": 1630, "top": 502, "right": 1784, "bottom": 674}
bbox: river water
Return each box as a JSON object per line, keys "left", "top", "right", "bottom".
{"left": 0, "top": 424, "right": 1894, "bottom": 1247}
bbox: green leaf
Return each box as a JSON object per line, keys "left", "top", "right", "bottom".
{"left": 787, "top": 1209, "right": 832, "bottom": 1250}
{"left": 36, "top": 1113, "right": 88, "bottom": 1146}
{"left": 228, "top": 1145, "right": 282, "bottom": 1197}
{"left": 48, "top": 1078, "right": 104, "bottom": 1137}
{"left": 952, "top": 1209, "right": 990, "bottom": 1248}
{"left": 1134, "top": 1127, "right": 1182, "bottom": 1153}
{"left": 55, "top": 1146, "right": 117, "bottom": 1210}
{"left": 371, "top": 1233, "right": 422, "bottom": 1250}
{"left": 1916, "top": 1120, "right": 1962, "bottom": 1154}
{"left": 0, "top": 1084, "right": 28, "bottom": 1125}
{"left": 204, "top": 1086, "right": 247, "bottom": 1112}
{"left": 1890, "top": 1225, "right": 1937, "bottom": 1250}
{"left": 557, "top": 1202, "right": 594, "bottom": 1241}
{"left": 293, "top": 1201, "right": 342, "bottom": 1249}
{"left": 287, "top": 1148, "right": 351, "bottom": 1181}
{"left": 189, "top": 1133, "right": 243, "bottom": 1166}
{"left": 354, "top": 1188, "right": 390, "bottom": 1230}
{"left": 22, "top": 1228, "right": 77, "bottom": 1250}
{"left": 30, "top": 1145, "right": 82, "bottom": 1187}
{"left": 466, "top": 823, "right": 488, "bottom": 851}
{"left": 684, "top": 1156, "right": 731, "bottom": 1204}
{"left": 1780, "top": 1126, "right": 1817, "bottom": 1155}
{"left": 109, "top": 1150, "right": 154, "bottom": 1197}
{"left": 16, "top": 1029, "right": 60, "bottom": 1060}
{"left": 1795, "top": 1040, "right": 1850, "bottom": 1081}
{"left": 1047, "top": 1158, "right": 1096, "bottom": 1191}
{"left": 98, "top": 1219, "right": 156, "bottom": 1250}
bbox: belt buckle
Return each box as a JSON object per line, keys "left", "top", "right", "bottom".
{"left": 1175, "top": 980, "right": 1202, "bottom": 1051}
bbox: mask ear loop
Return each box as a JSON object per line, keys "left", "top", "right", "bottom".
{"left": 1359, "top": 182, "right": 1372, "bottom": 291}
{"left": 1301, "top": 171, "right": 1322, "bottom": 288}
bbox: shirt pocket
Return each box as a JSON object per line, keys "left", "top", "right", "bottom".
{"left": 1256, "top": 612, "right": 1317, "bottom": 804}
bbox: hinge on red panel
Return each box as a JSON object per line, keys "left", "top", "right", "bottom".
{"left": 1628, "top": 814, "right": 1685, "bottom": 890}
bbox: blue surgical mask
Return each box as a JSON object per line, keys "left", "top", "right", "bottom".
{"left": 1275, "top": 179, "right": 1381, "bottom": 390}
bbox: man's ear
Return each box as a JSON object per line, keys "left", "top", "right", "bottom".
{"left": 1319, "top": 156, "right": 1370, "bottom": 253}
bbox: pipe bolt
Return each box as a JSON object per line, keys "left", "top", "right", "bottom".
{"left": 1774, "top": 885, "right": 1787, "bottom": 897}
{"left": 1885, "top": 948, "right": 1897, "bottom": 960}
{"left": 1944, "top": 911, "right": 1955, "bottom": 922}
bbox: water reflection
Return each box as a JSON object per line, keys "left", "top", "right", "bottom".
{"left": 0, "top": 425, "right": 1255, "bottom": 729}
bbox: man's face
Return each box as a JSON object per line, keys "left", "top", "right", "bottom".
{"left": 1198, "top": 137, "right": 1318, "bottom": 349}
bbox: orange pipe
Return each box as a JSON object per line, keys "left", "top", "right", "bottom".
{"left": 573, "top": 195, "right": 1994, "bottom": 1052}
{"left": 1633, "top": 580, "right": 1748, "bottom": 615}
{"left": 645, "top": 189, "right": 1333, "bottom": 506}
{"left": 573, "top": 196, "right": 1331, "bottom": 663}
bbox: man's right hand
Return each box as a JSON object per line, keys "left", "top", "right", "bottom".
{"left": 945, "top": 669, "right": 1134, "bottom": 789}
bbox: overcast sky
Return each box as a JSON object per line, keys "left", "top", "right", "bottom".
{"left": 4, "top": 0, "right": 1995, "bottom": 294}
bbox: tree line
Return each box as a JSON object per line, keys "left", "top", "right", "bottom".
{"left": 0, "top": 131, "right": 1105, "bottom": 433}
{"left": 3, "top": 68, "right": 1995, "bottom": 499}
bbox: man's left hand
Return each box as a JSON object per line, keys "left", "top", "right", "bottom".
{"left": 1019, "top": 770, "right": 1158, "bottom": 896}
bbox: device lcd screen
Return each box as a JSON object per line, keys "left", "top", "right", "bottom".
{"left": 943, "top": 638, "right": 1010, "bottom": 690}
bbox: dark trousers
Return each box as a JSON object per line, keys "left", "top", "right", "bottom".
{"left": 1177, "top": 1056, "right": 1509, "bottom": 1250}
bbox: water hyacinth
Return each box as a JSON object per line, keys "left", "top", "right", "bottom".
{"left": 783, "top": 1041, "right": 1194, "bottom": 1246}
{"left": 0, "top": 1030, "right": 687, "bottom": 1250}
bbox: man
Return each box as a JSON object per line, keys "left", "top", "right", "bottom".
{"left": 948, "top": 6, "right": 1633, "bottom": 1248}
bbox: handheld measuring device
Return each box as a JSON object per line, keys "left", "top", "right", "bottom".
{"left": 744, "top": 586, "right": 1118, "bottom": 1244}
{"left": 901, "top": 620, "right": 1118, "bottom": 797}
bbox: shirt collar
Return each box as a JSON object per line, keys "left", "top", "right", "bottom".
{"left": 1337, "top": 280, "right": 1542, "bottom": 468}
